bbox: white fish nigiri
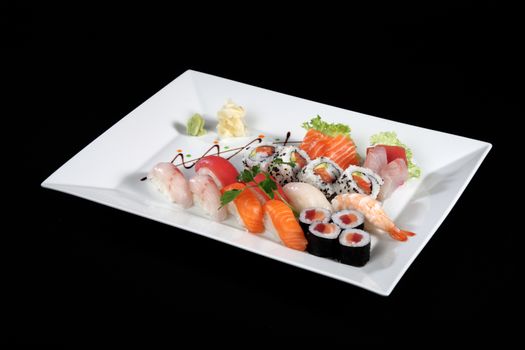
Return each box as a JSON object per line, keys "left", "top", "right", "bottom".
{"left": 148, "top": 162, "right": 193, "bottom": 208}
{"left": 282, "top": 182, "right": 332, "bottom": 213}
{"left": 189, "top": 174, "right": 228, "bottom": 222}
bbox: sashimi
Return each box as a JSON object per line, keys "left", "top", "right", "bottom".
{"left": 378, "top": 158, "right": 408, "bottom": 201}
{"left": 300, "top": 116, "right": 359, "bottom": 168}
{"left": 364, "top": 146, "right": 388, "bottom": 174}
{"left": 323, "top": 134, "right": 359, "bottom": 169}
{"left": 300, "top": 129, "right": 330, "bottom": 159}
{"left": 369, "top": 131, "right": 421, "bottom": 178}
{"left": 367, "top": 145, "right": 407, "bottom": 165}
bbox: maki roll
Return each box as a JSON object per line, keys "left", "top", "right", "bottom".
{"left": 243, "top": 143, "right": 281, "bottom": 172}
{"left": 298, "top": 207, "right": 331, "bottom": 233}
{"left": 338, "top": 229, "right": 371, "bottom": 267}
{"left": 306, "top": 222, "right": 341, "bottom": 258}
{"left": 268, "top": 146, "right": 310, "bottom": 186}
{"left": 298, "top": 157, "right": 342, "bottom": 199}
{"left": 336, "top": 165, "right": 383, "bottom": 199}
{"left": 332, "top": 209, "right": 365, "bottom": 230}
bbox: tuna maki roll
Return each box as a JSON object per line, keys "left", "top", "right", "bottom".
{"left": 298, "top": 207, "right": 331, "bottom": 233}
{"left": 306, "top": 222, "right": 341, "bottom": 258}
{"left": 338, "top": 229, "right": 371, "bottom": 267}
{"left": 332, "top": 209, "right": 365, "bottom": 230}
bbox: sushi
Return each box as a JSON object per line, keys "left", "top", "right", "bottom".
{"left": 298, "top": 157, "right": 342, "bottom": 199}
{"left": 364, "top": 145, "right": 409, "bottom": 201}
{"left": 323, "top": 134, "right": 360, "bottom": 170}
{"left": 306, "top": 222, "right": 341, "bottom": 258}
{"left": 248, "top": 173, "right": 289, "bottom": 204}
{"left": 195, "top": 155, "right": 239, "bottom": 189}
{"left": 332, "top": 209, "right": 365, "bottom": 230}
{"left": 282, "top": 182, "right": 332, "bottom": 213}
{"left": 221, "top": 182, "right": 264, "bottom": 233}
{"left": 298, "top": 207, "right": 331, "bottom": 233}
{"left": 189, "top": 174, "right": 228, "bottom": 222}
{"left": 332, "top": 193, "right": 415, "bottom": 241}
{"left": 364, "top": 145, "right": 388, "bottom": 174}
{"left": 148, "top": 162, "right": 193, "bottom": 208}
{"left": 338, "top": 229, "right": 371, "bottom": 267}
{"left": 300, "top": 116, "right": 360, "bottom": 169}
{"left": 301, "top": 128, "right": 329, "bottom": 159}
{"left": 268, "top": 146, "right": 310, "bottom": 186}
{"left": 378, "top": 158, "right": 408, "bottom": 201}
{"left": 263, "top": 200, "right": 307, "bottom": 251}
{"left": 243, "top": 143, "right": 281, "bottom": 172}
{"left": 336, "top": 165, "right": 383, "bottom": 199}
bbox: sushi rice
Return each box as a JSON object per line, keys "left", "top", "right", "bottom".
{"left": 298, "top": 157, "right": 342, "bottom": 199}
{"left": 268, "top": 146, "right": 310, "bottom": 186}
{"left": 338, "top": 228, "right": 371, "bottom": 267}
{"left": 332, "top": 209, "right": 365, "bottom": 230}
{"left": 336, "top": 165, "right": 383, "bottom": 199}
{"left": 243, "top": 143, "right": 282, "bottom": 172}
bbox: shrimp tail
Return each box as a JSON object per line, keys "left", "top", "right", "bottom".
{"left": 388, "top": 228, "right": 416, "bottom": 242}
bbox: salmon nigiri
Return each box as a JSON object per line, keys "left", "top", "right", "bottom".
{"left": 248, "top": 173, "right": 289, "bottom": 204}
{"left": 263, "top": 200, "right": 307, "bottom": 251}
{"left": 221, "top": 183, "right": 264, "bottom": 234}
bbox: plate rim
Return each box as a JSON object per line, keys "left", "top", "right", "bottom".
{"left": 41, "top": 69, "right": 492, "bottom": 296}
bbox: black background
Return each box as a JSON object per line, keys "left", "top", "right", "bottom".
{"left": 6, "top": 2, "right": 518, "bottom": 345}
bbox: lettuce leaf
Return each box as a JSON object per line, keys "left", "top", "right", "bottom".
{"left": 370, "top": 131, "right": 421, "bottom": 178}
{"left": 302, "top": 115, "right": 351, "bottom": 137}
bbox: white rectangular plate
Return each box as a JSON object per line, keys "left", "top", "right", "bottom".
{"left": 42, "top": 70, "right": 491, "bottom": 296}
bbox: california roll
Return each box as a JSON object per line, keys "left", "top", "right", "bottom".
{"left": 298, "top": 157, "right": 342, "bottom": 199}
{"left": 243, "top": 143, "right": 281, "bottom": 172}
{"left": 336, "top": 165, "right": 383, "bottom": 199}
{"left": 268, "top": 146, "right": 310, "bottom": 186}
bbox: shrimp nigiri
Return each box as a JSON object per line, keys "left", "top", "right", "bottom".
{"left": 331, "top": 193, "right": 415, "bottom": 241}
{"left": 189, "top": 174, "right": 228, "bottom": 222}
{"left": 148, "top": 162, "right": 193, "bottom": 208}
